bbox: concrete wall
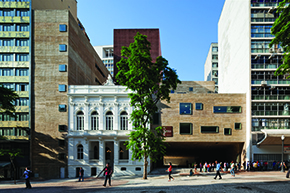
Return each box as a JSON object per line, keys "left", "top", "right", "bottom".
{"left": 173, "top": 81, "right": 215, "bottom": 94}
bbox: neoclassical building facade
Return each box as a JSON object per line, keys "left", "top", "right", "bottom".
{"left": 67, "top": 77, "right": 146, "bottom": 177}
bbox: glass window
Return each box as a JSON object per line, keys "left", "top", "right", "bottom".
{"left": 212, "top": 55, "right": 218, "bottom": 60}
{"left": 77, "top": 145, "right": 83, "bottom": 159}
{"left": 15, "top": 98, "right": 29, "bottom": 106}
{"left": 59, "top": 104, "right": 66, "bottom": 112}
{"left": 119, "top": 141, "right": 129, "bottom": 159}
{"left": 196, "top": 103, "right": 203, "bottom": 110}
{"left": 212, "top": 63, "right": 218, "bottom": 68}
{"left": 59, "top": 24, "right": 67, "bottom": 32}
{"left": 59, "top": 64, "right": 67, "bottom": 72}
{"left": 235, "top": 123, "right": 242, "bottom": 130}
{"left": 16, "top": 39, "right": 29, "bottom": 46}
{"left": 153, "top": 112, "right": 160, "bottom": 125}
{"left": 201, "top": 126, "right": 219, "bottom": 133}
{"left": 15, "top": 68, "right": 29, "bottom": 76}
{"left": 189, "top": 87, "right": 193, "bottom": 92}
{"left": 120, "top": 111, "right": 128, "bottom": 130}
{"left": 91, "top": 111, "right": 99, "bottom": 130}
{"left": 58, "top": 84, "right": 66, "bottom": 92}
{"left": 0, "top": 68, "right": 13, "bottom": 76}
{"left": 58, "top": 125, "right": 66, "bottom": 132}
{"left": 212, "top": 47, "right": 218, "bottom": 52}
{"left": 16, "top": 54, "right": 29, "bottom": 61}
{"left": 213, "top": 106, "right": 242, "bottom": 113}
{"left": 76, "top": 111, "right": 84, "bottom": 130}
{"left": 15, "top": 83, "right": 28, "bottom": 91}
{"left": 180, "top": 123, "right": 192, "bottom": 134}
{"left": 180, "top": 103, "right": 192, "bottom": 115}
{"left": 224, "top": 128, "right": 232, "bottom": 135}
{"left": 59, "top": 44, "right": 67, "bottom": 52}
{"left": 106, "top": 111, "right": 113, "bottom": 130}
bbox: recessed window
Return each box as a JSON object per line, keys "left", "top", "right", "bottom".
{"left": 59, "top": 104, "right": 66, "bottom": 112}
{"left": 201, "top": 126, "right": 219, "bottom": 133}
{"left": 180, "top": 103, "right": 192, "bottom": 115}
{"left": 58, "top": 153, "right": 65, "bottom": 160}
{"left": 59, "top": 44, "right": 67, "bottom": 52}
{"left": 189, "top": 87, "right": 193, "bottom": 92}
{"left": 59, "top": 24, "right": 67, "bottom": 32}
{"left": 59, "top": 64, "right": 67, "bottom": 72}
{"left": 170, "top": 90, "right": 174, "bottom": 93}
{"left": 59, "top": 139, "right": 65, "bottom": 146}
{"left": 213, "top": 106, "right": 242, "bottom": 113}
{"left": 135, "top": 167, "right": 141, "bottom": 171}
{"left": 235, "top": 123, "right": 242, "bottom": 130}
{"left": 224, "top": 128, "right": 232, "bottom": 135}
{"left": 180, "top": 123, "right": 192, "bottom": 134}
{"left": 58, "top": 84, "right": 66, "bottom": 92}
{"left": 196, "top": 103, "right": 203, "bottom": 110}
{"left": 153, "top": 112, "right": 160, "bottom": 125}
{"left": 121, "top": 167, "right": 126, "bottom": 171}
{"left": 58, "top": 125, "right": 66, "bottom": 132}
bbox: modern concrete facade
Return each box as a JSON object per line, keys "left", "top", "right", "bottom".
{"left": 94, "top": 45, "right": 114, "bottom": 76}
{"left": 218, "top": 0, "right": 289, "bottom": 165}
{"left": 159, "top": 81, "right": 247, "bottom": 166}
{"left": 204, "top": 43, "right": 218, "bottom": 92}
{"left": 67, "top": 76, "right": 146, "bottom": 177}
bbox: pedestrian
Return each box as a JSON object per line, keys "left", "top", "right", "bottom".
{"left": 189, "top": 169, "right": 194, "bottom": 176}
{"left": 22, "top": 167, "right": 32, "bottom": 189}
{"left": 194, "top": 163, "right": 197, "bottom": 174}
{"left": 166, "top": 162, "right": 174, "bottom": 181}
{"left": 243, "top": 161, "right": 246, "bottom": 171}
{"left": 273, "top": 160, "right": 276, "bottom": 170}
{"left": 247, "top": 161, "right": 250, "bottom": 171}
{"left": 78, "top": 167, "right": 84, "bottom": 182}
{"left": 207, "top": 163, "right": 211, "bottom": 172}
{"left": 223, "top": 162, "right": 227, "bottom": 172}
{"left": 230, "top": 161, "right": 235, "bottom": 177}
{"left": 238, "top": 162, "right": 241, "bottom": 171}
{"left": 199, "top": 162, "right": 202, "bottom": 172}
{"left": 214, "top": 160, "right": 222, "bottom": 180}
{"left": 103, "top": 163, "right": 113, "bottom": 187}
{"left": 264, "top": 161, "right": 268, "bottom": 171}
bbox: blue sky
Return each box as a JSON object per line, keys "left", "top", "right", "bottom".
{"left": 77, "top": 0, "right": 225, "bottom": 81}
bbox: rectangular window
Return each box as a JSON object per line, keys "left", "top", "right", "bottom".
{"left": 16, "top": 39, "right": 29, "bottom": 46}
{"left": 180, "top": 103, "right": 192, "bottom": 115}
{"left": 195, "top": 103, "right": 203, "bottom": 110}
{"left": 59, "top": 44, "right": 67, "bottom": 52}
{"left": 16, "top": 24, "right": 29, "bottom": 32}
{"left": 189, "top": 87, "right": 193, "bottom": 92}
{"left": 59, "top": 125, "right": 66, "bottom": 132}
{"left": 201, "top": 126, "right": 219, "bottom": 133}
{"left": 212, "top": 63, "right": 218, "bottom": 68}
{"left": 59, "top": 139, "right": 65, "bottom": 147}
{"left": 59, "top": 24, "right": 67, "bottom": 32}
{"left": 180, "top": 123, "right": 192, "bottom": 134}
{"left": 212, "top": 47, "right": 218, "bottom": 52}
{"left": 1, "top": 39, "right": 14, "bottom": 46}
{"left": 153, "top": 113, "right": 160, "bottom": 125}
{"left": 59, "top": 105, "right": 66, "bottom": 112}
{"left": 213, "top": 106, "right": 242, "bottom": 113}
{"left": 235, "top": 123, "right": 242, "bottom": 130}
{"left": 0, "top": 68, "right": 13, "bottom": 76}
{"left": 59, "top": 64, "right": 67, "bottom": 72}
{"left": 15, "top": 68, "right": 29, "bottom": 76}
{"left": 16, "top": 54, "right": 29, "bottom": 61}
{"left": 15, "top": 83, "right": 28, "bottom": 91}
{"left": 212, "top": 55, "right": 218, "bottom": 60}
{"left": 224, "top": 128, "right": 232, "bottom": 135}
{"left": 15, "top": 98, "right": 29, "bottom": 106}
{"left": 58, "top": 84, "right": 66, "bottom": 92}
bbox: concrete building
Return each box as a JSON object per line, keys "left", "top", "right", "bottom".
{"left": 67, "top": 76, "right": 146, "bottom": 177}
{"left": 94, "top": 45, "right": 114, "bottom": 76}
{"left": 0, "top": 0, "right": 110, "bottom": 179}
{"left": 204, "top": 43, "right": 218, "bottom": 92}
{"left": 158, "top": 81, "right": 246, "bottom": 166}
{"left": 218, "top": 0, "right": 290, "bottom": 165}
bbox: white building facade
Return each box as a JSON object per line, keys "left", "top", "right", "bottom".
{"left": 67, "top": 77, "right": 146, "bottom": 178}
{"left": 204, "top": 43, "right": 218, "bottom": 92}
{"left": 94, "top": 45, "right": 114, "bottom": 76}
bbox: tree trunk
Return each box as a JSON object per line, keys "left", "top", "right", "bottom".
{"left": 10, "top": 158, "right": 16, "bottom": 184}
{"left": 143, "top": 154, "right": 148, "bottom": 180}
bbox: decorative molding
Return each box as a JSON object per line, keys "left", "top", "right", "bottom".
{"left": 103, "top": 75, "right": 115, "bottom": 86}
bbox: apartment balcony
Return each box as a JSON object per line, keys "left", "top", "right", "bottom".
{"left": 15, "top": 91, "right": 29, "bottom": 97}
{"left": 0, "top": 16, "right": 29, "bottom": 23}
{"left": 0, "top": 1, "right": 30, "bottom": 9}
{"left": 0, "top": 121, "right": 29, "bottom": 127}
{"left": 0, "top": 76, "right": 29, "bottom": 83}
{"left": 0, "top": 46, "right": 29, "bottom": 53}
{"left": 0, "top": 61, "right": 29, "bottom": 68}
{"left": 0, "top": 31, "right": 29, "bottom": 38}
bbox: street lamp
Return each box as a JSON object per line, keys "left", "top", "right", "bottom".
{"left": 281, "top": 135, "right": 285, "bottom": 172}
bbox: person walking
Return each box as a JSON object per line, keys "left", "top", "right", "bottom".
{"left": 194, "top": 163, "right": 197, "bottom": 174}
{"left": 103, "top": 163, "right": 113, "bottom": 187}
{"left": 230, "top": 161, "right": 235, "bottom": 177}
{"left": 247, "top": 161, "right": 250, "bottom": 171}
{"left": 78, "top": 167, "right": 84, "bottom": 182}
{"left": 199, "top": 163, "right": 202, "bottom": 172}
{"left": 214, "top": 161, "right": 222, "bottom": 180}
{"left": 243, "top": 161, "right": 246, "bottom": 171}
{"left": 23, "top": 167, "right": 32, "bottom": 189}
{"left": 166, "top": 162, "right": 174, "bottom": 181}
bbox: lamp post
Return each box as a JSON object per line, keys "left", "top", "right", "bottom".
{"left": 281, "top": 135, "right": 285, "bottom": 172}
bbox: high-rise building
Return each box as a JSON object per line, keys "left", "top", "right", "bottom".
{"left": 94, "top": 45, "right": 114, "bottom": 76}
{"left": 204, "top": 43, "right": 218, "bottom": 92}
{"left": 0, "top": 0, "right": 109, "bottom": 179}
{"left": 219, "top": 0, "right": 289, "bottom": 164}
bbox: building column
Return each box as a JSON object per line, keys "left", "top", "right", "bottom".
{"left": 84, "top": 96, "right": 89, "bottom": 130}
{"left": 114, "top": 138, "right": 119, "bottom": 166}
{"left": 83, "top": 138, "right": 89, "bottom": 163}
{"left": 99, "top": 137, "right": 104, "bottom": 166}
{"left": 99, "top": 98, "right": 104, "bottom": 130}
{"left": 113, "top": 96, "right": 119, "bottom": 130}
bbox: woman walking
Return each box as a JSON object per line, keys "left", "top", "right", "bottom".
{"left": 166, "top": 162, "right": 174, "bottom": 181}
{"left": 230, "top": 161, "right": 235, "bottom": 177}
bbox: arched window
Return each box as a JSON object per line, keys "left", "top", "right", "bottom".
{"left": 120, "top": 111, "right": 128, "bottom": 130}
{"left": 106, "top": 111, "right": 113, "bottom": 130}
{"left": 76, "top": 111, "right": 84, "bottom": 130}
{"left": 77, "top": 144, "right": 83, "bottom": 159}
{"left": 91, "top": 111, "right": 99, "bottom": 130}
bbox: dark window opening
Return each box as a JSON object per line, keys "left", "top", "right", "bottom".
{"left": 201, "top": 126, "right": 219, "bottom": 133}
{"left": 180, "top": 123, "right": 192, "bottom": 134}
{"left": 180, "top": 103, "right": 192, "bottom": 115}
{"left": 224, "top": 128, "right": 232, "bottom": 135}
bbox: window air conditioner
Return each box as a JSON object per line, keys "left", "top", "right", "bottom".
{"left": 261, "top": 81, "right": 267, "bottom": 87}
{"left": 269, "top": 48, "right": 274, "bottom": 53}
{"left": 270, "top": 86, "right": 276, "bottom": 90}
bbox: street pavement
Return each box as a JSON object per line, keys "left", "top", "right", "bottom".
{"left": 1, "top": 171, "right": 290, "bottom": 193}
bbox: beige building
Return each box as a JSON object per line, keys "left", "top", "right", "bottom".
{"left": 158, "top": 81, "right": 247, "bottom": 166}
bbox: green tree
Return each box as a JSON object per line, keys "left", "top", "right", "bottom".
{"left": 116, "top": 32, "right": 181, "bottom": 179}
{"left": 0, "top": 85, "right": 18, "bottom": 116}
{"left": 0, "top": 148, "right": 22, "bottom": 184}
{"left": 269, "top": 0, "right": 290, "bottom": 77}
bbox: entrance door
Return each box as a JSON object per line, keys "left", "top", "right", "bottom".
{"left": 60, "top": 167, "right": 65, "bottom": 178}
{"left": 105, "top": 141, "right": 114, "bottom": 167}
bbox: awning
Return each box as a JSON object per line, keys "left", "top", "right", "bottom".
{"left": 0, "top": 162, "right": 11, "bottom": 168}
{"left": 257, "top": 129, "right": 290, "bottom": 145}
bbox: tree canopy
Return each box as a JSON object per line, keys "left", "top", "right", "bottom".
{"left": 0, "top": 85, "right": 18, "bottom": 116}
{"left": 116, "top": 32, "right": 181, "bottom": 179}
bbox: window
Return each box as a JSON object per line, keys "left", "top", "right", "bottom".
{"left": 0, "top": 68, "right": 13, "bottom": 76}
{"left": 15, "top": 98, "right": 29, "bottom": 106}
{"left": 224, "top": 128, "right": 232, "bottom": 135}
{"left": 213, "top": 106, "right": 242, "bottom": 113}
{"left": 120, "top": 111, "right": 128, "bottom": 130}
{"left": 58, "top": 104, "right": 66, "bottom": 112}
{"left": 121, "top": 167, "right": 126, "bottom": 171}
{"left": 212, "top": 55, "right": 218, "bottom": 60}
{"left": 212, "top": 47, "right": 218, "bottom": 52}
{"left": 170, "top": 90, "right": 174, "bottom": 93}
{"left": 153, "top": 112, "right": 160, "bottom": 125}
{"left": 201, "top": 126, "right": 219, "bottom": 133}
{"left": 16, "top": 9, "right": 29, "bottom": 16}
{"left": 16, "top": 39, "right": 29, "bottom": 46}
{"left": 91, "top": 167, "right": 96, "bottom": 176}
{"left": 58, "top": 125, "right": 66, "bottom": 132}
{"left": 93, "top": 145, "right": 99, "bottom": 159}
{"left": 212, "top": 63, "right": 218, "bottom": 68}
{"left": 0, "top": 39, "right": 14, "bottom": 46}
{"left": 180, "top": 123, "right": 192, "bottom": 134}
{"left": 59, "top": 64, "right": 67, "bottom": 72}
{"left": 135, "top": 167, "right": 141, "bottom": 171}
{"left": 59, "top": 24, "right": 67, "bottom": 32}
{"left": 0, "top": 54, "right": 13, "bottom": 61}
{"left": 58, "top": 153, "right": 65, "bottom": 160}
{"left": 180, "top": 103, "right": 192, "bottom": 115}
{"left": 0, "top": 24, "right": 14, "bottom": 31}
{"left": 235, "top": 123, "right": 242, "bottom": 130}
{"left": 77, "top": 144, "right": 83, "bottom": 159}
{"left": 119, "top": 141, "right": 129, "bottom": 159}
{"left": 15, "top": 83, "right": 28, "bottom": 91}
{"left": 76, "top": 111, "right": 84, "bottom": 130}
{"left": 16, "top": 54, "right": 29, "bottom": 61}
{"left": 106, "top": 111, "right": 113, "bottom": 130}
{"left": 59, "top": 44, "right": 67, "bottom": 52}
{"left": 15, "top": 68, "right": 29, "bottom": 76}
{"left": 16, "top": 24, "right": 29, "bottom": 31}
{"left": 58, "top": 84, "right": 66, "bottom": 92}
{"left": 189, "top": 87, "right": 193, "bottom": 92}
{"left": 59, "top": 139, "right": 65, "bottom": 146}
{"left": 196, "top": 103, "right": 203, "bottom": 110}
{"left": 91, "top": 111, "right": 99, "bottom": 130}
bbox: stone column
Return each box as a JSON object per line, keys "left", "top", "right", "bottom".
{"left": 84, "top": 96, "right": 89, "bottom": 130}
{"left": 83, "top": 137, "right": 89, "bottom": 163}
{"left": 99, "top": 137, "right": 104, "bottom": 166}
{"left": 113, "top": 96, "right": 119, "bottom": 130}
{"left": 114, "top": 137, "right": 119, "bottom": 165}
{"left": 99, "top": 97, "right": 104, "bottom": 130}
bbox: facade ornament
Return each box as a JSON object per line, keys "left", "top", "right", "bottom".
{"left": 103, "top": 75, "right": 115, "bottom": 86}
{"left": 84, "top": 96, "right": 89, "bottom": 106}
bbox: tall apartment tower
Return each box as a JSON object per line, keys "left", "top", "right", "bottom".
{"left": 0, "top": 0, "right": 109, "bottom": 179}
{"left": 204, "top": 43, "right": 218, "bottom": 92}
{"left": 94, "top": 45, "right": 114, "bottom": 76}
{"left": 219, "top": 0, "right": 290, "bottom": 164}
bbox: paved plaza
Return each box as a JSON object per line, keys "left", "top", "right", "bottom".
{"left": 1, "top": 171, "right": 290, "bottom": 193}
